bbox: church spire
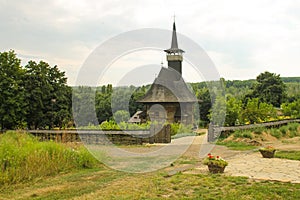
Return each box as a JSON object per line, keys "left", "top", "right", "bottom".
{"left": 164, "top": 21, "right": 184, "bottom": 54}
{"left": 164, "top": 21, "right": 184, "bottom": 75}
{"left": 171, "top": 22, "right": 178, "bottom": 49}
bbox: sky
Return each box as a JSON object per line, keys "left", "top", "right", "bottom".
{"left": 1, "top": 0, "right": 300, "bottom": 86}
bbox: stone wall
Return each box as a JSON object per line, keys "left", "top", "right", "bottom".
{"left": 28, "top": 125, "right": 171, "bottom": 145}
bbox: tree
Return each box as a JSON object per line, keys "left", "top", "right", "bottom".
{"left": 113, "top": 110, "right": 130, "bottom": 123}
{"left": 282, "top": 99, "right": 300, "bottom": 118}
{"left": 0, "top": 51, "right": 27, "bottom": 129}
{"left": 24, "top": 61, "right": 71, "bottom": 129}
{"left": 248, "top": 71, "right": 286, "bottom": 107}
{"left": 129, "top": 86, "right": 146, "bottom": 116}
{"left": 225, "top": 96, "right": 242, "bottom": 126}
{"left": 48, "top": 66, "right": 72, "bottom": 128}
{"left": 242, "top": 98, "right": 276, "bottom": 124}
{"left": 73, "top": 86, "right": 98, "bottom": 127}
{"left": 197, "top": 88, "right": 212, "bottom": 126}
{"left": 95, "top": 84, "right": 113, "bottom": 123}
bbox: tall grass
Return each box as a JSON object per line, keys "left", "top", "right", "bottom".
{"left": 230, "top": 123, "right": 300, "bottom": 139}
{"left": 0, "top": 131, "right": 99, "bottom": 186}
{"left": 268, "top": 123, "right": 300, "bottom": 139}
{"left": 233, "top": 130, "right": 253, "bottom": 139}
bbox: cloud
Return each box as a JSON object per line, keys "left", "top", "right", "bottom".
{"left": 0, "top": 0, "right": 299, "bottom": 85}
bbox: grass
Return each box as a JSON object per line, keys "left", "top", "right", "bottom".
{"left": 1, "top": 167, "right": 300, "bottom": 199}
{"left": 216, "top": 140, "right": 258, "bottom": 151}
{"left": 171, "top": 156, "right": 199, "bottom": 165}
{"left": 2, "top": 127, "right": 300, "bottom": 199}
{"left": 269, "top": 128, "right": 282, "bottom": 139}
{"left": 217, "top": 123, "right": 300, "bottom": 150}
{"left": 275, "top": 151, "right": 300, "bottom": 161}
{"left": 0, "top": 131, "right": 99, "bottom": 186}
{"left": 233, "top": 130, "right": 253, "bottom": 139}
{"left": 268, "top": 123, "right": 300, "bottom": 139}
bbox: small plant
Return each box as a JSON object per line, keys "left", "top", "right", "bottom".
{"left": 259, "top": 146, "right": 275, "bottom": 152}
{"left": 259, "top": 146, "right": 276, "bottom": 158}
{"left": 203, "top": 153, "right": 228, "bottom": 168}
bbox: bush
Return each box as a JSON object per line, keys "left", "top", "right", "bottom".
{"left": 0, "top": 131, "right": 99, "bottom": 185}
{"left": 170, "top": 123, "right": 193, "bottom": 136}
{"left": 80, "top": 121, "right": 151, "bottom": 130}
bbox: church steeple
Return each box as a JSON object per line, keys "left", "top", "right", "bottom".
{"left": 164, "top": 22, "right": 184, "bottom": 54}
{"left": 164, "top": 21, "right": 184, "bottom": 75}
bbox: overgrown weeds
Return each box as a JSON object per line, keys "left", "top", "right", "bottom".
{"left": 0, "top": 131, "right": 99, "bottom": 186}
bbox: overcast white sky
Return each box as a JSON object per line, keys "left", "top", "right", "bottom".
{"left": 1, "top": 0, "right": 300, "bottom": 85}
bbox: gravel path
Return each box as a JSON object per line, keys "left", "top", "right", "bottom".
{"left": 225, "top": 152, "right": 300, "bottom": 183}
{"left": 181, "top": 133, "right": 300, "bottom": 183}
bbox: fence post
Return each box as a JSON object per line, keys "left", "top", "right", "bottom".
{"left": 165, "top": 124, "right": 171, "bottom": 143}
{"left": 208, "top": 123, "right": 214, "bottom": 142}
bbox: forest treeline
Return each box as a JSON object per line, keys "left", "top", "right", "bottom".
{"left": 1, "top": 50, "right": 300, "bottom": 129}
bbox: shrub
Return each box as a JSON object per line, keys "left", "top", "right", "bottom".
{"left": 170, "top": 123, "right": 193, "bottom": 136}
{"left": 80, "top": 121, "right": 151, "bottom": 130}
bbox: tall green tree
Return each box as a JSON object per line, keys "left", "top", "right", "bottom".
{"left": 73, "top": 86, "right": 97, "bottom": 126}
{"left": 0, "top": 51, "right": 27, "bottom": 129}
{"left": 95, "top": 84, "right": 113, "bottom": 123}
{"left": 129, "top": 85, "right": 147, "bottom": 116}
{"left": 197, "top": 88, "right": 212, "bottom": 126}
{"left": 248, "top": 71, "right": 286, "bottom": 107}
{"left": 24, "top": 61, "right": 71, "bottom": 129}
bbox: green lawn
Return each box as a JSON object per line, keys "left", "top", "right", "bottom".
{"left": 1, "top": 166, "right": 300, "bottom": 200}
{"left": 216, "top": 140, "right": 258, "bottom": 151}
{"left": 1, "top": 131, "right": 300, "bottom": 199}
{"left": 275, "top": 150, "right": 300, "bottom": 161}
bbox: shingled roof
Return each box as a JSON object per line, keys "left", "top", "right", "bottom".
{"left": 138, "top": 67, "right": 197, "bottom": 103}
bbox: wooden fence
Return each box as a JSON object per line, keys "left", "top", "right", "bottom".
{"left": 208, "top": 119, "right": 300, "bottom": 142}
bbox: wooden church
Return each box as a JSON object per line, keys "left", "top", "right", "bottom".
{"left": 138, "top": 22, "right": 197, "bottom": 125}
